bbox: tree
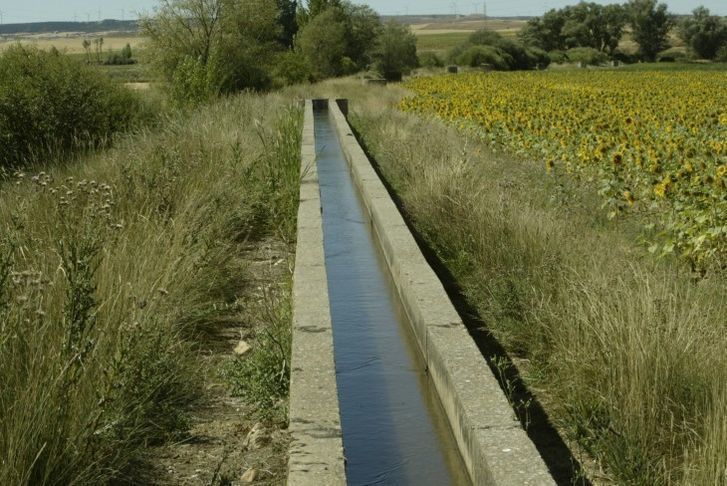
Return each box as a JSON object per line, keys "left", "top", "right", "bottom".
{"left": 342, "top": 3, "right": 382, "bottom": 68}
{"left": 211, "top": 0, "right": 282, "bottom": 93}
{"left": 678, "top": 6, "right": 727, "bottom": 59}
{"left": 141, "top": 0, "right": 285, "bottom": 102}
{"left": 141, "top": 0, "right": 223, "bottom": 78}
{"left": 296, "top": 7, "right": 350, "bottom": 79}
{"left": 628, "top": 0, "right": 673, "bottom": 61}
{"left": 121, "top": 43, "right": 133, "bottom": 62}
{"left": 601, "top": 4, "right": 628, "bottom": 55}
{"left": 519, "top": 3, "right": 626, "bottom": 55}
{"left": 518, "top": 8, "right": 568, "bottom": 52}
{"left": 277, "top": 0, "right": 298, "bottom": 48}
{"left": 371, "top": 21, "right": 417, "bottom": 81}
{"left": 307, "top": 0, "right": 341, "bottom": 18}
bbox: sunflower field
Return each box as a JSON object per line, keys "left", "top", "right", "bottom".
{"left": 400, "top": 71, "right": 727, "bottom": 271}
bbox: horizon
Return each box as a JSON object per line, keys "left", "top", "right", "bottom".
{"left": 0, "top": 0, "right": 725, "bottom": 25}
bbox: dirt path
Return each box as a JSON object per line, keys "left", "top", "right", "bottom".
{"left": 148, "top": 240, "right": 292, "bottom": 486}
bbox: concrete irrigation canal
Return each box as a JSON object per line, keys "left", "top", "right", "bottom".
{"left": 287, "top": 100, "right": 556, "bottom": 486}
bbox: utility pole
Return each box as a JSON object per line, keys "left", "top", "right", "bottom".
{"left": 483, "top": 1, "right": 487, "bottom": 21}
{"left": 0, "top": 10, "right": 4, "bottom": 25}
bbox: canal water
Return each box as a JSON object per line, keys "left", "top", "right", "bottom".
{"left": 314, "top": 105, "right": 469, "bottom": 485}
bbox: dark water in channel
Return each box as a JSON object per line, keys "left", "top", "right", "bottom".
{"left": 314, "top": 107, "right": 469, "bottom": 486}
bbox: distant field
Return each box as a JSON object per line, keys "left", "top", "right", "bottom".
{"left": 411, "top": 19, "right": 526, "bottom": 32}
{"left": 412, "top": 19, "right": 524, "bottom": 54}
{"left": 0, "top": 35, "right": 144, "bottom": 54}
{"left": 415, "top": 32, "right": 471, "bottom": 53}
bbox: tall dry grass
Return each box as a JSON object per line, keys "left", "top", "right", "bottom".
{"left": 327, "top": 82, "right": 727, "bottom": 485}
{"left": 0, "top": 93, "right": 301, "bottom": 484}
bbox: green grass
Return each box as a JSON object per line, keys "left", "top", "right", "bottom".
{"left": 100, "top": 63, "right": 154, "bottom": 83}
{"left": 0, "top": 93, "right": 300, "bottom": 484}
{"left": 616, "top": 61, "right": 727, "bottom": 71}
{"left": 415, "top": 32, "right": 470, "bottom": 54}
{"left": 299, "top": 79, "right": 727, "bottom": 485}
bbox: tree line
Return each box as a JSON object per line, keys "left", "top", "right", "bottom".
{"left": 519, "top": 0, "right": 727, "bottom": 63}
{"left": 141, "top": 0, "right": 418, "bottom": 104}
{"left": 446, "top": 1, "right": 727, "bottom": 71}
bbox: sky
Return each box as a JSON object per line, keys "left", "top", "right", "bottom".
{"left": 0, "top": 0, "right": 724, "bottom": 24}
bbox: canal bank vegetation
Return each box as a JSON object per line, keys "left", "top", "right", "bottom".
{"left": 0, "top": 93, "right": 300, "bottom": 484}
{"left": 295, "top": 79, "right": 726, "bottom": 485}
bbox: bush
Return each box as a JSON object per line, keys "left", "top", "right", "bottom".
{"left": 716, "top": 45, "right": 727, "bottom": 62}
{"left": 168, "top": 56, "right": 212, "bottom": 106}
{"left": 656, "top": 47, "right": 691, "bottom": 62}
{"left": 548, "top": 49, "right": 568, "bottom": 63}
{"left": 566, "top": 46, "right": 609, "bottom": 65}
{"left": 456, "top": 45, "right": 511, "bottom": 70}
{"left": 463, "top": 28, "right": 542, "bottom": 70}
{"left": 418, "top": 51, "right": 444, "bottom": 68}
{"left": 612, "top": 48, "right": 639, "bottom": 64}
{"left": 0, "top": 45, "right": 145, "bottom": 170}
{"left": 272, "top": 50, "right": 312, "bottom": 87}
{"left": 526, "top": 46, "right": 551, "bottom": 69}
{"left": 104, "top": 43, "right": 135, "bottom": 65}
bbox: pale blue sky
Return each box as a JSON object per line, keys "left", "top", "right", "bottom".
{"left": 0, "top": 0, "right": 723, "bottom": 24}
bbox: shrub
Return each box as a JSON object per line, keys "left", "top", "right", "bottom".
{"left": 456, "top": 45, "right": 511, "bottom": 70}
{"left": 0, "top": 45, "right": 145, "bottom": 170}
{"left": 168, "top": 56, "right": 212, "bottom": 106}
{"left": 418, "top": 51, "right": 444, "bottom": 68}
{"left": 464, "top": 28, "right": 542, "bottom": 70}
{"left": 104, "top": 43, "right": 135, "bottom": 65}
{"left": 612, "top": 48, "right": 639, "bottom": 64}
{"left": 548, "top": 49, "right": 568, "bottom": 63}
{"left": 272, "top": 50, "right": 312, "bottom": 87}
{"left": 656, "top": 47, "right": 691, "bottom": 62}
{"left": 566, "top": 46, "right": 609, "bottom": 65}
{"left": 526, "top": 46, "right": 551, "bottom": 69}
{"left": 716, "top": 45, "right": 727, "bottom": 62}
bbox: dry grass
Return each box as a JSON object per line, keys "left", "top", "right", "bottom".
{"left": 409, "top": 19, "right": 526, "bottom": 32}
{"left": 294, "top": 79, "right": 727, "bottom": 485}
{"left": 0, "top": 93, "right": 300, "bottom": 484}
{"left": 0, "top": 36, "right": 145, "bottom": 54}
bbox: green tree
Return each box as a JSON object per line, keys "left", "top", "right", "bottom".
{"left": 342, "top": 3, "right": 382, "bottom": 68}
{"left": 519, "top": 3, "right": 626, "bottom": 55}
{"left": 518, "top": 8, "right": 568, "bottom": 52}
{"left": 296, "top": 7, "right": 350, "bottom": 79}
{"left": 121, "top": 43, "right": 133, "bottom": 61}
{"left": 628, "top": 0, "right": 673, "bottom": 61}
{"left": 141, "top": 0, "right": 224, "bottom": 78}
{"left": 307, "top": 0, "right": 340, "bottom": 18}
{"left": 277, "top": 0, "right": 298, "bottom": 48}
{"left": 678, "top": 6, "right": 727, "bottom": 59}
{"left": 141, "top": 0, "right": 284, "bottom": 101}
{"left": 372, "top": 20, "right": 417, "bottom": 81}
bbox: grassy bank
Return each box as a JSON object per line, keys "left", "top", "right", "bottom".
{"left": 0, "top": 93, "right": 300, "bottom": 484}
{"left": 302, "top": 80, "right": 726, "bottom": 484}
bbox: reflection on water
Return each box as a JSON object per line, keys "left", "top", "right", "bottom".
{"left": 315, "top": 106, "right": 470, "bottom": 486}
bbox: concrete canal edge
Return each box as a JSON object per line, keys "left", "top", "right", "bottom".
{"left": 327, "top": 99, "right": 557, "bottom": 486}
{"left": 287, "top": 100, "right": 346, "bottom": 485}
